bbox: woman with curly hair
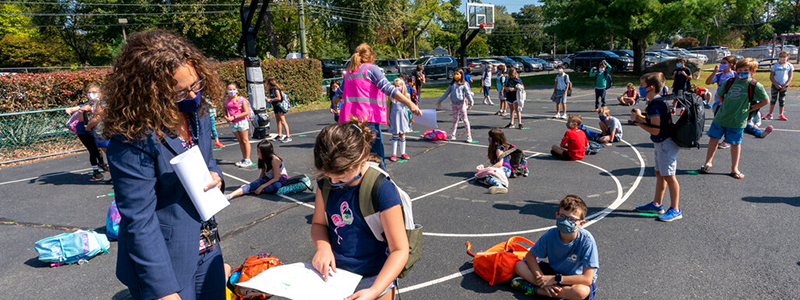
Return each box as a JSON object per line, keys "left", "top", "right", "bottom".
{"left": 103, "top": 29, "right": 226, "bottom": 300}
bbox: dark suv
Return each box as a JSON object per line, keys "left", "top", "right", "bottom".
{"left": 570, "top": 51, "right": 633, "bottom": 72}
{"left": 413, "top": 56, "right": 458, "bottom": 80}
{"left": 320, "top": 59, "right": 346, "bottom": 78}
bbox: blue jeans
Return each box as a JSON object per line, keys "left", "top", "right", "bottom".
{"left": 369, "top": 123, "right": 386, "bottom": 169}
{"left": 744, "top": 124, "right": 762, "bottom": 137}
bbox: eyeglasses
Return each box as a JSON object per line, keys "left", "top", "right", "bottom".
{"left": 557, "top": 213, "right": 582, "bottom": 223}
{"left": 175, "top": 78, "right": 204, "bottom": 102}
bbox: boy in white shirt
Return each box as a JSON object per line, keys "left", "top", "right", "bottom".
{"left": 764, "top": 51, "right": 794, "bottom": 120}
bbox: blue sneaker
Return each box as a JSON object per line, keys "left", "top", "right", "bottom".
{"left": 510, "top": 277, "right": 538, "bottom": 295}
{"left": 658, "top": 208, "right": 682, "bottom": 222}
{"left": 635, "top": 202, "right": 665, "bottom": 214}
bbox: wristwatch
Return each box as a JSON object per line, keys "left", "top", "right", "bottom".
{"left": 555, "top": 274, "right": 563, "bottom": 286}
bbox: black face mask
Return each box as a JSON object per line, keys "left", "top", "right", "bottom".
{"left": 177, "top": 90, "right": 202, "bottom": 113}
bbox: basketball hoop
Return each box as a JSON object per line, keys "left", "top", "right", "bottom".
{"left": 480, "top": 22, "right": 494, "bottom": 34}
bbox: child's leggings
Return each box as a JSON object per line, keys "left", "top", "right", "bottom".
{"left": 451, "top": 102, "right": 471, "bottom": 138}
{"left": 744, "top": 124, "right": 763, "bottom": 137}
{"left": 241, "top": 176, "right": 287, "bottom": 194}
{"left": 594, "top": 88, "right": 606, "bottom": 109}
{"left": 209, "top": 108, "right": 219, "bottom": 139}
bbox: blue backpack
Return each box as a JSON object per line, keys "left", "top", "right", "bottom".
{"left": 35, "top": 230, "right": 110, "bottom": 265}
{"left": 106, "top": 200, "right": 121, "bottom": 239}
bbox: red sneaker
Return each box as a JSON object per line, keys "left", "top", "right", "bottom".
{"left": 389, "top": 155, "right": 397, "bottom": 162}
{"left": 400, "top": 154, "right": 410, "bottom": 160}
{"left": 779, "top": 114, "right": 788, "bottom": 121}
{"left": 214, "top": 141, "right": 224, "bottom": 148}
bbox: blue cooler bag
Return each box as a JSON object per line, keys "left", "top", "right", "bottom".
{"left": 35, "top": 230, "right": 110, "bottom": 264}
{"left": 106, "top": 200, "right": 121, "bottom": 239}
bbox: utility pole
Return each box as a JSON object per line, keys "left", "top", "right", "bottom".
{"left": 552, "top": 33, "right": 556, "bottom": 56}
{"left": 298, "top": 0, "right": 308, "bottom": 58}
{"left": 610, "top": 35, "right": 614, "bottom": 50}
{"left": 118, "top": 18, "right": 127, "bottom": 41}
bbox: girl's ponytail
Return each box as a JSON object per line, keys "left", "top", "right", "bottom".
{"left": 346, "top": 43, "right": 374, "bottom": 73}
{"left": 314, "top": 117, "right": 373, "bottom": 176}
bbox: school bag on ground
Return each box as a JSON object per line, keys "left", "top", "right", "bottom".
{"left": 106, "top": 200, "right": 121, "bottom": 239}
{"left": 35, "top": 230, "right": 110, "bottom": 266}
{"left": 497, "top": 145, "right": 529, "bottom": 178}
{"left": 660, "top": 90, "right": 706, "bottom": 148}
{"left": 421, "top": 129, "right": 447, "bottom": 141}
{"left": 321, "top": 162, "right": 422, "bottom": 278}
{"left": 227, "top": 253, "right": 281, "bottom": 299}
{"left": 276, "top": 174, "right": 313, "bottom": 195}
{"left": 465, "top": 236, "right": 535, "bottom": 286}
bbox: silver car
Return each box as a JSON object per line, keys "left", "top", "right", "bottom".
{"left": 671, "top": 48, "right": 708, "bottom": 63}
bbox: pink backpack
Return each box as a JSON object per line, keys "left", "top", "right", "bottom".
{"left": 421, "top": 129, "right": 447, "bottom": 141}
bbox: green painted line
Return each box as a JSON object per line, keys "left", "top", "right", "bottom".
{"left": 297, "top": 134, "right": 307, "bottom": 137}
{"left": 411, "top": 130, "right": 420, "bottom": 133}
{"left": 571, "top": 101, "right": 578, "bottom": 104}
{"left": 397, "top": 159, "right": 408, "bottom": 163}
{"left": 470, "top": 140, "right": 479, "bottom": 144}
{"left": 542, "top": 106, "right": 548, "bottom": 109}
{"left": 213, "top": 148, "right": 222, "bottom": 151}
{"left": 763, "top": 119, "right": 772, "bottom": 122}
{"left": 639, "top": 212, "right": 659, "bottom": 217}
{"left": 789, "top": 104, "right": 798, "bottom": 107}
{"left": 108, "top": 193, "right": 114, "bottom": 196}
{"left": 686, "top": 170, "right": 699, "bottom": 175}
{"left": 536, "top": 98, "right": 541, "bottom": 101}
{"left": 523, "top": 127, "right": 530, "bottom": 130}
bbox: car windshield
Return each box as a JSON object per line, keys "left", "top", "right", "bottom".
{"left": 398, "top": 59, "right": 412, "bottom": 66}
{"left": 323, "top": 60, "right": 344, "bottom": 67}
{"left": 601, "top": 51, "right": 620, "bottom": 58}
{"left": 413, "top": 57, "right": 430, "bottom": 65}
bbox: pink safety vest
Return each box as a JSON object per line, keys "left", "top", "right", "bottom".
{"left": 339, "top": 63, "right": 387, "bottom": 124}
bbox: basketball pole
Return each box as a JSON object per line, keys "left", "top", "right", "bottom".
{"left": 456, "top": 25, "right": 483, "bottom": 68}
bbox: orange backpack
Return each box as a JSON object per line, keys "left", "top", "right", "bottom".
{"left": 227, "top": 253, "right": 281, "bottom": 300}
{"left": 466, "top": 236, "right": 535, "bottom": 286}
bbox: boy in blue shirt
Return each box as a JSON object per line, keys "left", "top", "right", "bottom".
{"left": 512, "top": 195, "right": 598, "bottom": 300}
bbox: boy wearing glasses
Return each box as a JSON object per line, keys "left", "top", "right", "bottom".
{"left": 511, "top": 195, "right": 598, "bottom": 300}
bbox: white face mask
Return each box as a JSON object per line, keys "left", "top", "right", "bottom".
{"left": 87, "top": 93, "right": 99, "bottom": 101}
{"left": 227, "top": 90, "right": 238, "bottom": 97}
{"left": 598, "top": 68, "right": 605, "bottom": 73}
{"left": 558, "top": 69, "right": 564, "bottom": 74}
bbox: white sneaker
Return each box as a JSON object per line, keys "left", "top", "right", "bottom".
{"left": 483, "top": 98, "right": 489, "bottom": 105}
{"left": 553, "top": 113, "right": 561, "bottom": 119}
{"left": 561, "top": 114, "right": 568, "bottom": 120}
{"left": 466, "top": 136, "right": 473, "bottom": 143}
{"left": 234, "top": 159, "right": 246, "bottom": 167}
{"left": 487, "top": 100, "right": 494, "bottom": 105}
{"left": 243, "top": 159, "right": 253, "bottom": 166}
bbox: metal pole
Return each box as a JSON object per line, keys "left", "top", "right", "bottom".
{"left": 552, "top": 34, "right": 556, "bottom": 56}
{"left": 122, "top": 25, "right": 127, "bottom": 41}
{"left": 298, "top": 0, "right": 308, "bottom": 58}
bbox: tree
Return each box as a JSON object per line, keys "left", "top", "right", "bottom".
{"left": 674, "top": 37, "right": 700, "bottom": 49}
{"left": 486, "top": 5, "right": 524, "bottom": 56}
{"left": 542, "top": 0, "right": 721, "bottom": 73}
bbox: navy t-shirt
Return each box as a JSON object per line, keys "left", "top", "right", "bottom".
{"left": 645, "top": 96, "right": 671, "bottom": 143}
{"left": 320, "top": 178, "right": 402, "bottom": 277}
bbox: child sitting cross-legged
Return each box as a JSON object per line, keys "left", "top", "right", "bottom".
{"left": 225, "top": 140, "right": 288, "bottom": 200}
{"left": 551, "top": 115, "right": 588, "bottom": 161}
{"left": 511, "top": 195, "right": 598, "bottom": 300}
{"left": 596, "top": 107, "right": 623, "bottom": 146}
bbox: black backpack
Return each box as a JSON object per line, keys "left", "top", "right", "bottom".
{"left": 666, "top": 91, "right": 706, "bottom": 148}
{"left": 497, "top": 145, "right": 529, "bottom": 177}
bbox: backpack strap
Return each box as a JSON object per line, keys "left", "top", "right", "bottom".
{"left": 497, "top": 146, "right": 518, "bottom": 160}
{"left": 748, "top": 78, "right": 757, "bottom": 103}
{"left": 358, "top": 166, "right": 384, "bottom": 218}
{"left": 722, "top": 78, "right": 736, "bottom": 99}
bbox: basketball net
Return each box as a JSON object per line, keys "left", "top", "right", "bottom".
{"left": 479, "top": 22, "right": 493, "bottom": 34}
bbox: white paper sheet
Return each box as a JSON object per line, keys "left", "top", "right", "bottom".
{"left": 236, "top": 262, "right": 362, "bottom": 300}
{"left": 412, "top": 108, "right": 438, "bottom": 128}
{"left": 168, "top": 146, "right": 229, "bottom": 221}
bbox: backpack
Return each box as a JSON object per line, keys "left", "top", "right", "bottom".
{"left": 497, "top": 145, "right": 529, "bottom": 178}
{"left": 227, "top": 253, "right": 282, "bottom": 300}
{"left": 321, "top": 163, "right": 422, "bottom": 278}
{"left": 276, "top": 174, "right": 313, "bottom": 195}
{"left": 667, "top": 91, "right": 706, "bottom": 148}
{"left": 465, "top": 236, "right": 535, "bottom": 286}
{"left": 604, "top": 71, "right": 613, "bottom": 90}
{"left": 722, "top": 78, "right": 759, "bottom": 121}
{"left": 421, "top": 129, "right": 447, "bottom": 141}
{"left": 35, "top": 230, "right": 110, "bottom": 266}
{"left": 278, "top": 91, "right": 291, "bottom": 112}
{"left": 106, "top": 200, "right": 121, "bottom": 240}
{"left": 65, "top": 111, "right": 80, "bottom": 133}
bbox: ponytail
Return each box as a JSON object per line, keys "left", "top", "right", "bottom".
{"left": 346, "top": 43, "right": 375, "bottom": 73}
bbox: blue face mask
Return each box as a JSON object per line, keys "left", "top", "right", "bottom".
{"left": 329, "top": 173, "right": 362, "bottom": 188}
{"left": 556, "top": 217, "right": 578, "bottom": 234}
{"left": 676, "top": 63, "right": 682, "bottom": 68}
{"left": 738, "top": 72, "right": 750, "bottom": 80}
{"left": 718, "top": 64, "right": 728, "bottom": 71}
{"left": 177, "top": 90, "right": 202, "bottom": 113}
{"left": 599, "top": 116, "right": 607, "bottom": 122}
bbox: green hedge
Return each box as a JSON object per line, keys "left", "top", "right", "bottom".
{"left": 0, "top": 59, "right": 323, "bottom": 113}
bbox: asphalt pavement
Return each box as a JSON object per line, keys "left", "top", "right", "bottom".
{"left": 1, "top": 85, "right": 798, "bottom": 299}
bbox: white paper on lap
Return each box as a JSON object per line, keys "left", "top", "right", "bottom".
{"left": 235, "top": 262, "right": 362, "bottom": 300}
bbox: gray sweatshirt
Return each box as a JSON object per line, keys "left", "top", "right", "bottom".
{"left": 437, "top": 83, "right": 475, "bottom": 106}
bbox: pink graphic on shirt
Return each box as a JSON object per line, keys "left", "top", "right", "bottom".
{"left": 331, "top": 201, "right": 353, "bottom": 244}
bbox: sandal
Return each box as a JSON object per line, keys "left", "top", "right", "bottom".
{"left": 730, "top": 172, "right": 745, "bottom": 179}
{"left": 699, "top": 165, "right": 712, "bottom": 174}
{"left": 503, "top": 123, "right": 513, "bottom": 128}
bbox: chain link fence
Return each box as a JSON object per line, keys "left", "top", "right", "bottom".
{"left": 0, "top": 108, "right": 84, "bottom": 164}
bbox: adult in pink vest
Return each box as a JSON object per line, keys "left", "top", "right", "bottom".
{"left": 333, "top": 43, "right": 421, "bottom": 168}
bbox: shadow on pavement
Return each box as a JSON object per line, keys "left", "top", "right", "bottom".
{"left": 741, "top": 196, "right": 800, "bottom": 207}
{"left": 493, "top": 200, "right": 559, "bottom": 219}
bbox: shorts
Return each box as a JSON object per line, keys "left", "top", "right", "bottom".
{"left": 230, "top": 119, "right": 250, "bottom": 132}
{"left": 707, "top": 122, "right": 744, "bottom": 145}
{"left": 530, "top": 261, "right": 597, "bottom": 300}
{"left": 653, "top": 138, "right": 679, "bottom": 176}
{"left": 354, "top": 275, "right": 394, "bottom": 298}
{"left": 483, "top": 85, "right": 491, "bottom": 97}
{"left": 94, "top": 136, "right": 109, "bottom": 148}
{"left": 605, "top": 135, "right": 621, "bottom": 142}
{"left": 552, "top": 89, "right": 567, "bottom": 104}
{"left": 273, "top": 100, "right": 287, "bottom": 115}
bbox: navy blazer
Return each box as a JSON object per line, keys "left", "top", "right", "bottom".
{"left": 107, "top": 113, "right": 222, "bottom": 299}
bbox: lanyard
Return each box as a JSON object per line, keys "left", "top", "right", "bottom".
{"left": 183, "top": 112, "right": 199, "bottom": 148}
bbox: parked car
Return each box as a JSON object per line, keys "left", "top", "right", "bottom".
{"left": 375, "top": 59, "right": 415, "bottom": 76}
{"left": 778, "top": 44, "right": 799, "bottom": 55}
{"left": 739, "top": 45, "right": 773, "bottom": 59}
{"left": 285, "top": 52, "right": 302, "bottom": 59}
{"left": 510, "top": 56, "right": 542, "bottom": 72}
{"left": 570, "top": 50, "right": 633, "bottom": 72}
{"left": 319, "top": 59, "right": 346, "bottom": 78}
{"left": 645, "top": 52, "right": 665, "bottom": 65}
{"left": 646, "top": 51, "right": 674, "bottom": 62}
{"left": 562, "top": 53, "right": 577, "bottom": 69}
{"left": 493, "top": 57, "right": 524, "bottom": 72}
{"left": 610, "top": 50, "right": 633, "bottom": 58}
{"left": 529, "top": 57, "right": 553, "bottom": 71}
{"left": 413, "top": 56, "right": 459, "bottom": 80}
{"left": 544, "top": 57, "right": 563, "bottom": 67}
{"left": 687, "top": 46, "right": 731, "bottom": 61}
{"left": 670, "top": 48, "right": 708, "bottom": 63}
{"left": 466, "top": 58, "right": 486, "bottom": 74}
{"left": 479, "top": 58, "right": 505, "bottom": 72}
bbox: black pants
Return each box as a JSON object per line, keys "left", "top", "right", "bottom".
{"left": 77, "top": 134, "right": 104, "bottom": 167}
{"left": 594, "top": 88, "right": 606, "bottom": 109}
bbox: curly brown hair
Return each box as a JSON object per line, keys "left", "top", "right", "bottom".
{"left": 102, "top": 29, "right": 223, "bottom": 140}
{"left": 313, "top": 117, "right": 374, "bottom": 176}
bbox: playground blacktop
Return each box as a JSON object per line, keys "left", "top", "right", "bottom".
{"left": 1, "top": 86, "right": 799, "bottom": 299}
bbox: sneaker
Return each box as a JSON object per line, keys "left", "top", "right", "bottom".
{"left": 91, "top": 170, "right": 103, "bottom": 181}
{"left": 760, "top": 125, "right": 774, "bottom": 138}
{"left": 718, "top": 142, "right": 730, "bottom": 149}
{"left": 390, "top": 155, "right": 397, "bottom": 162}
{"left": 779, "top": 114, "right": 788, "bottom": 121}
{"left": 483, "top": 98, "right": 489, "bottom": 105}
{"left": 487, "top": 100, "right": 495, "bottom": 105}
{"left": 282, "top": 136, "right": 292, "bottom": 143}
{"left": 214, "top": 141, "right": 225, "bottom": 148}
{"left": 503, "top": 123, "right": 513, "bottom": 128}
{"left": 99, "top": 163, "right": 110, "bottom": 173}
{"left": 488, "top": 186, "right": 508, "bottom": 194}
{"left": 635, "top": 202, "right": 665, "bottom": 214}
{"left": 763, "top": 114, "right": 773, "bottom": 120}
{"left": 703, "top": 102, "right": 712, "bottom": 108}
{"left": 517, "top": 124, "right": 523, "bottom": 130}
{"left": 553, "top": 113, "right": 561, "bottom": 119}
{"left": 670, "top": 108, "right": 677, "bottom": 115}
{"left": 401, "top": 154, "right": 410, "bottom": 160}
{"left": 466, "top": 136, "right": 473, "bottom": 143}
{"left": 658, "top": 208, "right": 682, "bottom": 222}
{"left": 510, "top": 277, "right": 537, "bottom": 295}
{"left": 495, "top": 111, "right": 502, "bottom": 115}
{"left": 561, "top": 114, "right": 568, "bottom": 120}
{"left": 269, "top": 135, "right": 282, "bottom": 141}
{"left": 234, "top": 159, "right": 247, "bottom": 167}
{"left": 243, "top": 159, "right": 253, "bottom": 166}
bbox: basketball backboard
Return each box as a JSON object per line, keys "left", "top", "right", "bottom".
{"left": 467, "top": 3, "right": 494, "bottom": 31}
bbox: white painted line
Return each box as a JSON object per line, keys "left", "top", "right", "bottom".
{"left": 587, "top": 194, "right": 600, "bottom": 198}
{"left": 0, "top": 168, "right": 92, "bottom": 186}
{"left": 221, "top": 172, "right": 314, "bottom": 209}
{"left": 220, "top": 129, "right": 322, "bottom": 147}
{"left": 398, "top": 268, "right": 475, "bottom": 294}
